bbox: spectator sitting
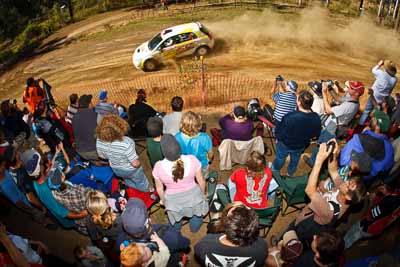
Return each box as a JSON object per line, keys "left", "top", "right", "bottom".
{"left": 120, "top": 232, "right": 170, "bottom": 267}
{"left": 0, "top": 99, "right": 30, "bottom": 147}
{"left": 128, "top": 89, "right": 157, "bottom": 137}
{"left": 22, "top": 77, "right": 44, "bottom": 114}
{"left": 292, "top": 230, "right": 345, "bottom": 267}
{"left": 146, "top": 117, "right": 164, "bottom": 168}
{"left": 287, "top": 141, "right": 366, "bottom": 248}
{"left": 74, "top": 245, "right": 107, "bottom": 267}
{"left": 359, "top": 60, "right": 397, "bottom": 126}
{"left": 162, "top": 96, "right": 184, "bottom": 135}
{"left": 322, "top": 81, "right": 364, "bottom": 136}
{"left": 219, "top": 105, "right": 253, "bottom": 141}
{"left": 272, "top": 90, "right": 321, "bottom": 177}
{"left": 265, "top": 230, "right": 303, "bottom": 267}
{"left": 308, "top": 81, "right": 325, "bottom": 115}
{"left": 153, "top": 134, "right": 208, "bottom": 233}
{"left": 96, "top": 114, "right": 150, "bottom": 192}
{"left": 271, "top": 78, "right": 298, "bottom": 124}
{"left": 344, "top": 183, "right": 400, "bottom": 249}
{"left": 65, "top": 93, "right": 78, "bottom": 124}
{"left": 22, "top": 149, "right": 88, "bottom": 229}
{"left": 340, "top": 109, "right": 394, "bottom": 181}
{"left": 175, "top": 111, "right": 213, "bottom": 178}
{"left": 85, "top": 190, "right": 123, "bottom": 244}
{"left": 72, "top": 94, "right": 99, "bottom": 162}
{"left": 228, "top": 151, "right": 278, "bottom": 209}
{"left": 95, "top": 89, "right": 118, "bottom": 125}
{"left": 194, "top": 204, "right": 267, "bottom": 267}
{"left": 117, "top": 198, "right": 191, "bottom": 256}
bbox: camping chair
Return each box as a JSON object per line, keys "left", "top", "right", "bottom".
{"left": 254, "top": 190, "right": 282, "bottom": 237}
{"left": 257, "top": 115, "right": 276, "bottom": 154}
{"left": 206, "top": 171, "right": 219, "bottom": 222}
{"left": 272, "top": 171, "right": 309, "bottom": 216}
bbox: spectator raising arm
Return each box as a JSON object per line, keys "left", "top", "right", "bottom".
{"left": 0, "top": 223, "right": 30, "bottom": 267}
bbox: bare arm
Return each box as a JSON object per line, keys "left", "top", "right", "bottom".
{"left": 132, "top": 159, "right": 141, "bottom": 168}
{"left": 58, "top": 142, "right": 70, "bottom": 165}
{"left": 67, "top": 210, "right": 88, "bottom": 220}
{"left": 154, "top": 178, "right": 165, "bottom": 205}
{"left": 305, "top": 143, "right": 332, "bottom": 198}
{"left": 207, "top": 150, "right": 214, "bottom": 164}
{"left": 194, "top": 168, "right": 206, "bottom": 195}
{"left": 26, "top": 192, "right": 46, "bottom": 211}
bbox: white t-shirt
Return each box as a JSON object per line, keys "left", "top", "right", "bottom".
{"left": 8, "top": 234, "right": 42, "bottom": 264}
{"left": 311, "top": 96, "right": 324, "bottom": 115}
{"left": 324, "top": 101, "right": 359, "bottom": 127}
{"left": 162, "top": 112, "right": 182, "bottom": 135}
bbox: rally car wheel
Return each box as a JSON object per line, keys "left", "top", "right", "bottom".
{"left": 195, "top": 46, "right": 210, "bottom": 57}
{"left": 144, "top": 59, "right": 158, "bottom": 72}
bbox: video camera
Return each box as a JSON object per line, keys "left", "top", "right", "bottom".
{"left": 39, "top": 78, "right": 56, "bottom": 110}
{"left": 321, "top": 79, "right": 339, "bottom": 91}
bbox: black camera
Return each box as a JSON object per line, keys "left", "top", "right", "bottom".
{"left": 275, "top": 75, "right": 284, "bottom": 82}
{"left": 321, "top": 80, "right": 335, "bottom": 91}
{"left": 40, "top": 78, "right": 56, "bottom": 110}
{"left": 326, "top": 140, "right": 336, "bottom": 162}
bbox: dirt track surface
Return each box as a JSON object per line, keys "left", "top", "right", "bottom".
{"left": 1, "top": 5, "right": 399, "bottom": 101}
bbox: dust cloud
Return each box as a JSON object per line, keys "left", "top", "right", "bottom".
{"left": 207, "top": 7, "right": 400, "bottom": 60}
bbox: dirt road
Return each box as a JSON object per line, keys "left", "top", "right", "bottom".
{"left": 0, "top": 5, "right": 399, "bottom": 101}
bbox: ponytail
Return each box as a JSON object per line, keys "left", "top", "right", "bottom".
{"left": 172, "top": 159, "right": 184, "bottom": 182}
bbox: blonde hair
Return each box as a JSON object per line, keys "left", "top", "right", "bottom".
{"left": 180, "top": 111, "right": 202, "bottom": 136}
{"left": 120, "top": 243, "right": 144, "bottom": 267}
{"left": 86, "top": 190, "right": 116, "bottom": 229}
{"left": 96, "top": 114, "right": 129, "bottom": 142}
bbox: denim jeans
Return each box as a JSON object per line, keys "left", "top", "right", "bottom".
{"left": 344, "top": 221, "right": 372, "bottom": 249}
{"left": 172, "top": 216, "right": 203, "bottom": 233}
{"left": 272, "top": 141, "right": 304, "bottom": 176}
{"left": 359, "top": 96, "right": 374, "bottom": 126}
{"left": 112, "top": 166, "right": 150, "bottom": 192}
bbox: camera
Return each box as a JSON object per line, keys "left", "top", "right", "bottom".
{"left": 40, "top": 78, "right": 56, "bottom": 110}
{"left": 326, "top": 140, "right": 336, "bottom": 162}
{"left": 321, "top": 80, "right": 335, "bottom": 91}
{"left": 146, "top": 241, "right": 160, "bottom": 252}
{"left": 247, "top": 98, "right": 263, "bottom": 121}
{"left": 275, "top": 75, "right": 284, "bottom": 82}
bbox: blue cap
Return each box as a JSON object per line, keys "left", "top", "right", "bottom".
{"left": 286, "top": 80, "right": 298, "bottom": 92}
{"left": 99, "top": 90, "right": 108, "bottom": 101}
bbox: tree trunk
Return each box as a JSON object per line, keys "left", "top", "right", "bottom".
{"left": 396, "top": 1, "right": 400, "bottom": 31}
{"left": 359, "top": 0, "right": 364, "bottom": 16}
{"left": 394, "top": 0, "right": 400, "bottom": 20}
{"left": 67, "top": 0, "right": 74, "bottom": 22}
{"left": 377, "top": 0, "right": 384, "bottom": 23}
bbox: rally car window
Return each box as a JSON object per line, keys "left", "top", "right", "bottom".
{"left": 175, "top": 33, "right": 197, "bottom": 44}
{"left": 160, "top": 37, "right": 175, "bottom": 49}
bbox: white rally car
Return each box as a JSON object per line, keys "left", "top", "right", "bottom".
{"left": 132, "top": 22, "right": 214, "bottom": 71}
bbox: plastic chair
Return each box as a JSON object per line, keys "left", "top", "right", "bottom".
{"left": 254, "top": 191, "right": 282, "bottom": 237}
{"left": 272, "top": 170, "right": 309, "bottom": 216}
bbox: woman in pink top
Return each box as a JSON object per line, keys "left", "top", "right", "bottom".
{"left": 153, "top": 134, "right": 208, "bottom": 233}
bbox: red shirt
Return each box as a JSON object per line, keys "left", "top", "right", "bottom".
{"left": 230, "top": 168, "right": 273, "bottom": 209}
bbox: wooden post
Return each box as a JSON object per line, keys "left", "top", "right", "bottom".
{"left": 377, "top": 0, "right": 384, "bottom": 23}
{"left": 298, "top": 0, "right": 303, "bottom": 7}
{"left": 200, "top": 56, "right": 206, "bottom": 107}
{"left": 396, "top": 2, "right": 400, "bottom": 31}
{"left": 394, "top": 0, "right": 400, "bottom": 20}
{"left": 359, "top": 0, "right": 364, "bottom": 16}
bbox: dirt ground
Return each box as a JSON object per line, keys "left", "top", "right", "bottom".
{"left": 1, "top": 3, "right": 400, "bottom": 266}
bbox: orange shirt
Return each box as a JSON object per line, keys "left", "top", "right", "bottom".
{"left": 23, "top": 86, "right": 44, "bottom": 114}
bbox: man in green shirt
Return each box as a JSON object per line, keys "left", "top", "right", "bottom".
{"left": 146, "top": 117, "right": 164, "bottom": 168}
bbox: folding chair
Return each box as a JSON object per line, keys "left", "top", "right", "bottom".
{"left": 254, "top": 190, "right": 282, "bottom": 237}
{"left": 272, "top": 171, "right": 309, "bottom": 216}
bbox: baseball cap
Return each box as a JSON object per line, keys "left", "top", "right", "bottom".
{"left": 99, "top": 90, "right": 108, "bottom": 101}
{"left": 286, "top": 80, "right": 298, "bottom": 92}
{"left": 373, "top": 109, "right": 390, "bottom": 133}
{"left": 308, "top": 81, "right": 322, "bottom": 97}
{"left": 20, "top": 149, "right": 41, "bottom": 177}
{"left": 280, "top": 230, "right": 303, "bottom": 264}
{"left": 78, "top": 94, "right": 93, "bottom": 108}
{"left": 346, "top": 81, "right": 364, "bottom": 96}
{"left": 47, "top": 167, "right": 63, "bottom": 190}
{"left": 351, "top": 150, "right": 372, "bottom": 174}
{"left": 160, "top": 134, "right": 181, "bottom": 161}
{"left": 122, "top": 198, "right": 149, "bottom": 236}
{"left": 233, "top": 106, "right": 246, "bottom": 119}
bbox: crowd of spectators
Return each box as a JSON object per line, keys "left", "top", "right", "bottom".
{"left": 0, "top": 58, "right": 399, "bottom": 267}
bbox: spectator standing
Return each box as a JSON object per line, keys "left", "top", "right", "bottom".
{"left": 195, "top": 204, "right": 267, "bottom": 266}
{"left": 22, "top": 77, "right": 44, "bottom": 114}
{"left": 219, "top": 106, "right": 253, "bottom": 141}
{"left": 146, "top": 117, "right": 164, "bottom": 168}
{"left": 163, "top": 96, "right": 184, "bottom": 135}
{"left": 308, "top": 81, "right": 325, "bottom": 115}
{"left": 95, "top": 89, "right": 118, "bottom": 125}
{"left": 96, "top": 114, "right": 150, "bottom": 192}
{"left": 359, "top": 60, "right": 397, "bottom": 126}
{"left": 271, "top": 78, "right": 298, "bottom": 124}
{"left": 340, "top": 109, "right": 394, "bottom": 180}
{"left": 175, "top": 111, "right": 213, "bottom": 178}
{"left": 272, "top": 90, "right": 321, "bottom": 176}
{"left": 128, "top": 89, "right": 157, "bottom": 137}
{"left": 153, "top": 134, "right": 208, "bottom": 233}
{"left": 228, "top": 151, "right": 278, "bottom": 209}
{"left": 65, "top": 93, "right": 79, "bottom": 124}
{"left": 289, "top": 142, "right": 366, "bottom": 248}
{"left": 0, "top": 100, "right": 30, "bottom": 147}
{"left": 72, "top": 95, "right": 99, "bottom": 162}
{"left": 292, "top": 230, "right": 345, "bottom": 267}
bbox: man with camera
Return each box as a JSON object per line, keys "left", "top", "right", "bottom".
{"left": 270, "top": 75, "right": 298, "bottom": 124}
{"left": 23, "top": 77, "right": 44, "bottom": 114}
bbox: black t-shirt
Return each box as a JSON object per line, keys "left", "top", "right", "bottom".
{"left": 292, "top": 250, "right": 317, "bottom": 267}
{"left": 9, "top": 167, "right": 34, "bottom": 194}
{"left": 128, "top": 102, "right": 157, "bottom": 137}
{"left": 194, "top": 233, "right": 267, "bottom": 267}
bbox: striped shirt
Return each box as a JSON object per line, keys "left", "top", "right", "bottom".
{"left": 272, "top": 92, "right": 297, "bottom": 122}
{"left": 96, "top": 136, "right": 138, "bottom": 170}
{"left": 66, "top": 104, "right": 78, "bottom": 124}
